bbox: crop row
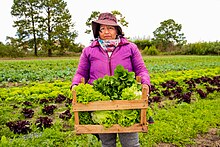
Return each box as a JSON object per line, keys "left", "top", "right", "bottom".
{"left": 0, "top": 67, "right": 219, "bottom": 103}
{"left": 0, "top": 56, "right": 219, "bottom": 85}
{"left": 0, "top": 59, "right": 79, "bottom": 84}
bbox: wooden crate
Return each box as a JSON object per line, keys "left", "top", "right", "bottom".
{"left": 72, "top": 76, "right": 149, "bottom": 134}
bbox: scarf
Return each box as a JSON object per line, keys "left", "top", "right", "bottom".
{"left": 98, "top": 37, "right": 120, "bottom": 53}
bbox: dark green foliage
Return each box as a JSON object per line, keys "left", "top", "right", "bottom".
{"left": 183, "top": 41, "right": 220, "bottom": 55}
{"left": 152, "top": 19, "right": 187, "bottom": 52}
{"left": 11, "top": 0, "right": 42, "bottom": 56}
{"left": 93, "top": 65, "right": 140, "bottom": 100}
{"left": 0, "top": 44, "right": 25, "bottom": 58}
{"left": 10, "top": 0, "right": 78, "bottom": 57}
{"left": 132, "top": 39, "right": 153, "bottom": 50}
{"left": 79, "top": 112, "right": 93, "bottom": 125}
{"left": 142, "top": 45, "right": 159, "bottom": 55}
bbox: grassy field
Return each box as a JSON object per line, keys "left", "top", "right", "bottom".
{"left": 0, "top": 55, "right": 219, "bottom": 146}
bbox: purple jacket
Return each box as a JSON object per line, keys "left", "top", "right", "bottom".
{"left": 71, "top": 37, "right": 151, "bottom": 87}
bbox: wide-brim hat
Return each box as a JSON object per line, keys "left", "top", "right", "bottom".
{"left": 92, "top": 12, "right": 123, "bottom": 38}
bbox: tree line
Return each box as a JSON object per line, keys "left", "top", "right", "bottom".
{"left": 8, "top": 0, "right": 77, "bottom": 57}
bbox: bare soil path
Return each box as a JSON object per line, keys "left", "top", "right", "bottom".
{"left": 156, "top": 128, "right": 220, "bottom": 147}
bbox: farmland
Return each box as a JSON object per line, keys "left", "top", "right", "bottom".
{"left": 0, "top": 55, "right": 220, "bottom": 146}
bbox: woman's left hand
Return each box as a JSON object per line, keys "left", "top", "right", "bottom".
{"left": 142, "top": 84, "right": 150, "bottom": 97}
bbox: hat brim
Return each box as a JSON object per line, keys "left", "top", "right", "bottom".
{"left": 92, "top": 20, "right": 123, "bottom": 38}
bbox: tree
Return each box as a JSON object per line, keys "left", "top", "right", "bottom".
{"left": 11, "top": 0, "right": 42, "bottom": 56}
{"left": 85, "top": 10, "right": 129, "bottom": 35}
{"left": 152, "top": 19, "right": 187, "bottom": 52}
{"left": 40, "top": 0, "right": 77, "bottom": 56}
{"left": 11, "top": 0, "right": 77, "bottom": 57}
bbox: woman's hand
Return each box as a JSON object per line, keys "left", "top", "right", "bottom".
{"left": 70, "top": 85, "right": 77, "bottom": 91}
{"left": 142, "top": 84, "right": 150, "bottom": 97}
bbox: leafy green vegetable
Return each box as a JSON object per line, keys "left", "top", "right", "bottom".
{"left": 91, "top": 111, "right": 117, "bottom": 128}
{"left": 117, "top": 110, "right": 139, "bottom": 127}
{"left": 121, "top": 84, "right": 142, "bottom": 100}
{"left": 74, "top": 65, "right": 143, "bottom": 128}
{"left": 93, "top": 65, "right": 140, "bottom": 100}
{"left": 73, "top": 83, "right": 110, "bottom": 104}
{"left": 79, "top": 112, "right": 93, "bottom": 125}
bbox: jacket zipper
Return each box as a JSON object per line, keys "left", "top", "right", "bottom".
{"left": 99, "top": 46, "right": 113, "bottom": 76}
{"left": 108, "top": 55, "right": 112, "bottom": 75}
{"left": 108, "top": 46, "right": 119, "bottom": 76}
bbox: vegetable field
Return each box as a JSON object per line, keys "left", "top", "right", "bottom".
{"left": 0, "top": 55, "right": 220, "bottom": 147}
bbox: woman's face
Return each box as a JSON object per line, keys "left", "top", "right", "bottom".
{"left": 99, "top": 25, "right": 118, "bottom": 40}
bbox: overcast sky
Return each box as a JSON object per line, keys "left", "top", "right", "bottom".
{"left": 1, "top": 0, "right": 220, "bottom": 46}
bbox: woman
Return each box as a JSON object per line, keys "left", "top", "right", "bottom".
{"left": 71, "top": 12, "right": 151, "bottom": 147}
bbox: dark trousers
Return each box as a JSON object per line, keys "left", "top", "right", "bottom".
{"left": 99, "top": 133, "right": 140, "bottom": 147}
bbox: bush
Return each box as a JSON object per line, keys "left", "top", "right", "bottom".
{"left": 183, "top": 41, "right": 220, "bottom": 55}
{"left": 69, "top": 43, "right": 84, "bottom": 53}
{"left": 0, "top": 44, "right": 25, "bottom": 58}
{"left": 142, "top": 45, "right": 159, "bottom": 55}
{"left": 132, "top": 39, "right": 153, "bottom": 50}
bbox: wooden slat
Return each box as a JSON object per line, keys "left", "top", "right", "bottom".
{"left": 72, "top": 77, "right": 85, "bottom": 125}
{"left": 136, "top": 76, "right": 141, "bottom": 83}
{"left": 75, "top": 124, "right": 148, "bottom": 134}
{"left": 72, "top": 90, "right": 79, "bottom": 125}
{"left": 72, "top": 99, "right": 148, "bottom": 111}
{"left": 81, "top": 77, "right": 85, "bottom": 84}
{"left": 141, "top": 87, "right": 147, "bottom": 125}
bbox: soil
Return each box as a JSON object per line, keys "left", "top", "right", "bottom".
{"left": 156, "top": 128, "right": 220, "bottom": 147}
